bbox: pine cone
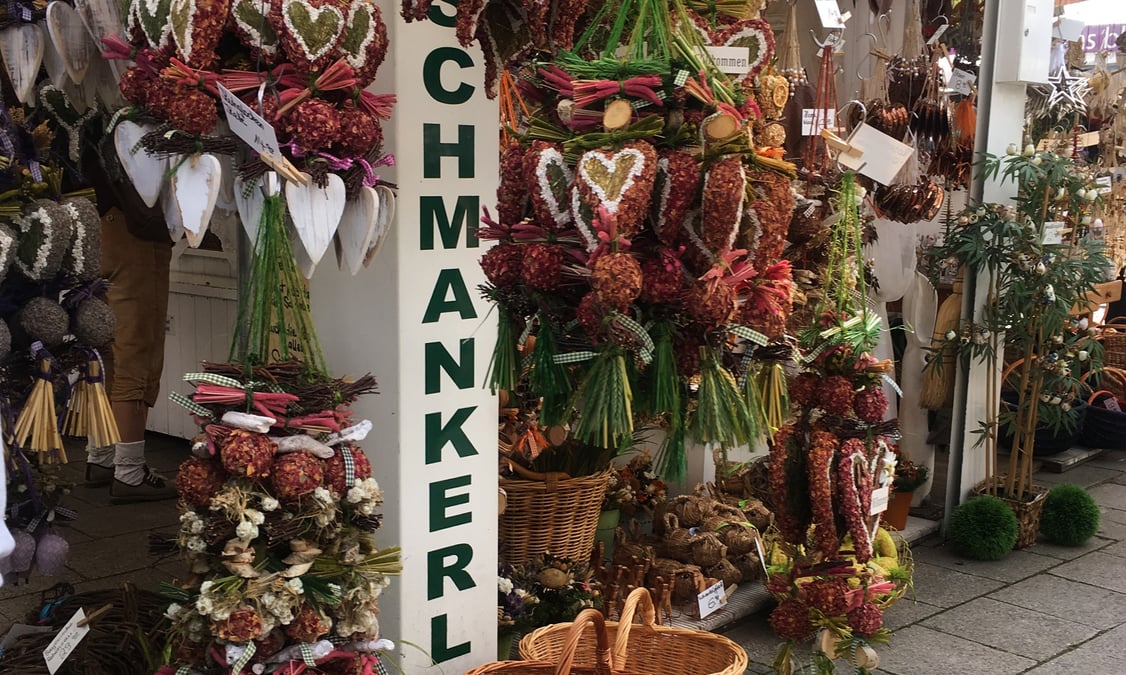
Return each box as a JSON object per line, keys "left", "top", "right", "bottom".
{"left": 521, "top": 242, "right": 564, "bottom": 291}
{"left": 287, "top": 99, "right": 342, "bottom": 152}
{"left": 480, "top": 243, "right": 523, "bottom": 287}
{"left": 854, "top": 387, "right": 889, "bottom": 424}
{"left": 847, "top": 602, "right": 884, "bottom": 637}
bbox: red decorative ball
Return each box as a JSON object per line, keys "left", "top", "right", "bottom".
{"left": 480, "top": 243, "right": 523, "bottom": 288}
{"left": 284, "top": 605, "right": 332, "bottom": 643}
{"left": 521, "top": 243, "right": 564, "bottom": 291}
{"left": 212, "top": 607, "right": 263, "bottom": 643}
{"left": 853, "top": 387, "right": 889, "bottom": 424}
{"left": 575, "top": 292, "right": 610, "bottom": 340}
{"left": 639, "top": 251, "right": 685, "bottom": 305}
{"left": 176, "top": 456, "right": 227, "bottom": 507}
{"left": 164, "top": 87, "right": 219, "bottom": 136}
{"left": 819, "top": 376, "right": 855, "bottom": 417}
{"left": 769, "top": 599, "right": 814, "bottom": 641}
{"left": 847, "top": 602, "right": 884, "bottom": 637}
{"left": 288, "top": 99, "right": 342, "bottom": 152}
{"left": 335, "top": 105, "right": 383, "bottom": 157}
{"left": 220, "top": 429, "right": 277, "bottom": 478}
{"left": 144, "top": 78, "right": 177, "bottom": 118}
{"left": 254, "top": 630, "right": 285, "bottom": 660}
{"left": 789, "top": 372, "right": 820, "bottom": 408}
{"left": 271, "top": 452, "right": 325, "bottom": 502}
{"left": 324, "top": 445, "right": 373, "bottom": 495}
{"left": 118, "top": 66, "right": 154, "bottom": 108}
{"left": 802, "top": 578, "right": 851, "bottom": 617}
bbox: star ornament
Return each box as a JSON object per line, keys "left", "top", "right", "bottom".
{"left": 1046, "top": 67, "right": 1091, "bottom": 116}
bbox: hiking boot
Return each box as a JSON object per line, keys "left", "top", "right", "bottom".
{"left": 110, "top": 466, "right": 177, "bottom": 504}
{"left": 84, "top": 462, "right": 114, "bottom": 487}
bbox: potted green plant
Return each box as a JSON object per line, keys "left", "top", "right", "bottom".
{"left": 884, "top": 455, "right": 929, "bottom": 531}
{"left": 928, "top": 148, "right": 1109, "bottom": 548}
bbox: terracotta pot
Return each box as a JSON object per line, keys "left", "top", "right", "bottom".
{"left": 883, "top": 490, "right": 913, "bottom": 531}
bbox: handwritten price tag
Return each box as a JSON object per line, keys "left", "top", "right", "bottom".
{"left": 43, "top": 610, "right": 90, "bottom": 674}
{"left": 946, "top": 68, "right": 976, "bottom": 96}
{"left": 814, "top": 0, "right": 848, "bottom": 28}
{"left": 802, "top": 108, "right": 836, "bottom": 136}
{"left": 870, "top": 486, "right": 890, "bottom": 515}
{"left": 1042, "top": 221, "right": 1066, "bottom": 245}
{"left": 217, "top": 84, "right": 281, "bottom": 160}
{"left": 704, "top": 46, "right": 751, "bottom": 75}
{"left": 837, "top": 124, "right": 914, "bottom": 186}
{"left": 697, "top": 580, "right": 728, "bottom": 619}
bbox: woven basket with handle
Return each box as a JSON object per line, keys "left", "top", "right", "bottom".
{"left": 465, "top": 609, "right": 649, "bottom": 675}
{"left": 1099, "top": 317, "right": 1126, "bottom": 370}
{"left": 499, "top": 466, "right": 610, "bottom": 564}
{"left": 519, "top": 588, "right": 748, "bottom": 675}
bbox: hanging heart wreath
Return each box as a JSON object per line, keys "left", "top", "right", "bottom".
{"left": 524, "top": 141, "right": 573, "bottom": 231}
{"left": 127, "top": 0, "right": 175, "bottom": 50}
{"left": 229, "top": 0, "right": 283, "bottom": 64}
{"left": 335, "top": 0, "right": 388, "bottom": 87}
{"left": 170, "top": 0, "right": 230, "bottom": 69}
{"left": 574, "top": 141, "right": 657, "bottom": 239}
{"left": 474, "top": 0, "right": 533, "bottom": 98}
{"left": 650, "top": 150, "right": 699, "bottom": 247}
{"left": 271, "top": 0, "right": 347, "bottom": 73}
{"left": 685, "top": 12, "right": 775, "bottom": 84}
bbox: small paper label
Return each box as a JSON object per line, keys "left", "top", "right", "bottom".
{"left": 870, "top": 486, "right": 890, "bottom": 515}
{"left": 217, "top": 84, "right": 281, "bottom": 160}
{"left": 1043, "top": 221, "right": 1066, "bottom": 245}
{"left": 1097, "top": 175, "right": 1113, "bottom": 194}
{"left": 946, "top": 68, "right": 976, "bottom": 96}
{"left": 702, "top": 46, "right": 751, "bottom": 75}
{"left": 1078, "top": 131, "right": 1101, "bottom": 148}
{"left": 697, "top": 580, "right": 727, "bottom": 619}
{"left": 927, "top": 23, "right": 949, "bottom": 45}
{"left": 814, "top": 0, "right": 846, "bottom": 28}
{"left": 753, "top": 536, "right": 770, "bottom": 578}
{"left": 802, "top": 108, "right": 836, "bottom": 136}
{"left": 1056, "top": 17, "right": 1085, "bottom": 42}
{"left": 43, "top": 610, "right": 90, "bottom": 674}
{"left": 1105, "top": 396, "right": 1122, "bottom": 412}
{"left": 837, "top": 123, "right": 914, "bottom": 186}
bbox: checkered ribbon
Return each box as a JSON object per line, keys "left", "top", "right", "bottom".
{"left": 229, "top": 642, "right": 256, "bottom": 673}
{"left": 675, "top": 70, "right": 690, "bottom": 86}
{"left": 613, "top": 314, "right": 655, "bottom": 363}
{"left": 631, "top": 90, "right": 668, "bottom": 110}
{"left": 183, "top": 373, "right": 244, "bottom": 388}
{"left": 169, "top": 391, "right": 215, "bottom": 419}
{"left": 300, "top": 642, "right": 317, "bottom": 666}
{"left": 342, "top": 447, "right": 356, "bottom": 487}
{"left": 729, "top": 325, "right": 769, "bottom": 347}
{"left": 373, "top": 656, "right": 390, "bottom": 675}
{"left": 176, "top": 666, "right": 191, "bottom": 675}
{"left": 882, "top": 373, "right": 903, "bottom": 397}
{"left": 553, "top": 351, "right": 599, "bottom": 364}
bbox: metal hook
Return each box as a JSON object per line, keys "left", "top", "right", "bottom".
{"left": 810, "top": 29, "right": 842, "bottom": 50}
{"left": 830, "top": 100, "right": 868, "bottom": 174}
{"left": 857, "top": 33, "right": 880, "bottom": 81}
{"left": 838, "top": 99, "right": 868, "bottom": 137}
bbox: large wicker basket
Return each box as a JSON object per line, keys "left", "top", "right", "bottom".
{"left": 466, "top": 609, "right": 649, "bottom": 675}
{"left": 519, "top": 588, "right": 748, "bottom": 675}
{"left": 499, "top": 468, "right": 610, "bottom": 564}
{"left": 1099, "top": 317, "right": 1126, "bottom": 370}
{"left": 973, "top": 476, "right": 1048, "bottom": 549}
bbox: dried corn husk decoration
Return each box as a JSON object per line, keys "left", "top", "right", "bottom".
{"left": 14, "top": 355, "right": 66, "bottom": 463}
{"left": 63, "top": 356, "right": 121, "bottom": 448}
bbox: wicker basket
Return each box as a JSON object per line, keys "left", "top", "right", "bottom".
{"left": 466, "top": 609, "right": 649, "bottom": 675}
{"left": 1099, "top": 318, "right": 1126, "bottom": 370}
{"left": 499, "top": 468, "right": 610, "bottom": 564}
{"left": 973, "top": 476, "right": 1048, "bottom": 549}
{"left": 1079, "top": 367, "right": 1126, "bottom": 449}
{"left": 519, "top": 588, "right": 748, "bottom": 675}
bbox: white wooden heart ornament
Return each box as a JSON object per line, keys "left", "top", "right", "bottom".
{"left": 75, "top": 0, "right": 124, "bottom": 44}
{"left": 284, "top": 171, "right": 345, "bottom": 267}
{"left": 336, "top": 185, "right": 379, "bottom": 275}
{"left": 90, "top": 56, "right": 125, "bottom": 108}
{"left": 233, "top": 172, "right": 281, "bottom": 249}
{"left": 363, "top": 184, "right": 394, "bottom": 267}
{"left": 161, "top": 189, "right": 185, "bottom": 242}
{"left": 172, "top": 153, "right": 222, "bottom": 249}
{"left": 41, "top": 33, "right": 68, "bottom": 87}
{"left": 0, "top": 23, "right": 45, "bottom": 104}
{"left": 114, "top": 120, "right": 167, "bottom": 207}
{"left": 47, "top": 2, "right": 96, "bottom": 84}
{"left": 288, "top": 218, "right": 318, "bottom": 279}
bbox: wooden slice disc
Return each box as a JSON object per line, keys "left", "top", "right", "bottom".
{"left": 603, "top": 98, "right": 633, "bottom": 130}
{"left": 704, "top": 112, "right": 740, "bottom": 140}
{"left": 546, "top": 425, "right": 569, "bottom": 446}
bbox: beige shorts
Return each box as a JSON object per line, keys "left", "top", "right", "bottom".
{"left": 100, "top": 207, "right": 172, "bottom": 406}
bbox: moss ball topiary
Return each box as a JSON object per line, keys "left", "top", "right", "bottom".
{"left": 1040, "top": 483, "right": 1100, "bottom": 546}
{"left": 947, "top": 495, "right": 1018, "bottom": 560}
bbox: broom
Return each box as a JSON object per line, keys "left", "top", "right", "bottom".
{"left": 14, "top": 355, "right": 66, "bottom": 463}
{"left": 920, "top": 270, "right": 963, "bottom": 410}
{"left": 64, "top": 355, "right": 121, "bottom": 448}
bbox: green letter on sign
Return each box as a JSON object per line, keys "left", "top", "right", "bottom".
{"left": 425, "top": 407, "right": 478, "bottom": 464}
{"left": 428, "top": 0, "right": 456, "bottom": 25}
{"left": 431, "top": 614, "right": 471, "bottom": 663}
{"left": 423, "top": 268, "right": 477, "bottom": 323}
{"left": 430, "top": 475, "right": 472, "bottom": 532}
{"left": 420, "top": 195, "right": 480, "bottom": 250}
{"left": 423, "top": 124, "right": 475, "bottom": 179}
{"left": 425, "top": 339, "right": 474, "bottom": 394}
{"left": 423, "top": 48, "right": 475, "bottom": 105}
{"left": 427, "top": 543, "right": 476, "bottom": 600}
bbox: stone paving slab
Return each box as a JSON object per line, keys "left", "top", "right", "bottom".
{"left": 1083, "top": 448, "right": 1126, "bottom": 471}
{"left": 914, "top": 542, "right": 1059, "bottom": 583}
{"left": 67, "top": 501, "right": 179, "bottom": 539}
{"left": 1027, "top": 534, "right": 1113, "bottom": 560}
{"left": 1033, "top": 464, "right": 1122, "bottom": 488}
{"left": 65, "top": 530, "right": 164, "bottom": 580}
{"left": 1024, "top": 624, "right": 1126, "bottom": 674}
{"left": 1096, "top": 507, "right": 1126, "bottom": 539}
{"left": 1100, "top": 538, "right": 1126, "bottom": 558}
{"left": 919, "top": 597, "right": 1098, "bottom": 661}
{"left": 988, "top": 573, "right": 1126, "bottom": 630}
{"left": 909, "top": 561, "right": 1005, "bottom": 607}
{"left": 1049, "top": 550, "right": 1126, "bottom": 594}
{"left": 1088, "top": 482, "right": 1126, "bottom": 510}
{"left": 880, "top": 599, "right": 943, "bottom": 632}
{"left": 876, "top": 625, "right": 1035, "bottom": 675}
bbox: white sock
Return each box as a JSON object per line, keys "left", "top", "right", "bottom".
{"left": 86, "top": 444, "right": 114, "bottom": 467}
{"left": 113, "top": 441, "right": 147, "bottom": 486}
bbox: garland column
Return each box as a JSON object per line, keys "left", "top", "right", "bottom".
{"left": 311, "top": 0, "right": 499, "bottom": 671}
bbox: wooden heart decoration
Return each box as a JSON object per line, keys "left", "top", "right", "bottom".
{"left": 41, "top": 32, "right": 68, "bottom": 87}
{"left": 288, "top": 218, "right": 317, "bottom": 278}
{"left": 474, "top": 0, "right": 533, "bottom": 98}
{"left": 575, "top": 141, "right": 656, "bottom": 237}
{"left": 274, "top": 0, "right": 346, "bottom": 72}
{"left": 75, "top": 0, "right": 124, "bottom": 43}
{"left": 524, "top": 141, "right": 573, "bottom": 231}
{"left": 161, "top": 189, "right": 186, "bottom": 242}
{"left": 171, "top": 153, "right": 222, "bottom": 248}
{"left": 363, "top": 184, "right": 394, "bottom": 267}
{"left": 285, "top": 171, "right": 345, "bottom": 266}
{"left": 336, "top": 185, "right": 379, "bottom": 275}
{"left": 114, "top": 121, "right": 167, "bottom": 208}
{"left": 0, "top": 24, "right": 45, "bottom": 104}
{"left": 335, "top": 0, "right": 387, "bottom": 87}
{"left": 48, "top": 2, "right": 97, "bottom": 84}
{"left": 234, "top": 174, "right": 265, "bottom": 247}
{"left": 170, "top": 0, "right": 230, "bottom": 69}
{"left": 229, "top": 0, "right": 281, "bottom": 63}
{"left": 88, "top": 56, "right": 125, "bottom": 109}
{"left": 128, "top": 0, "right": 174, "bottom": 50}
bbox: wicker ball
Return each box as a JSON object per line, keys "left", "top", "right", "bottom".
{"left": 72, "top": 297, "right": 116, "bottom": 348}
{"left": 0, "top": 318, "right": 10, "bottom": 359}
{"left": 17, "top": 296, "right": 70, "bottom": 346}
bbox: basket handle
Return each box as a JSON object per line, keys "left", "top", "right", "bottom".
{"left": 611, "top": 588, "right": 659, "bottom": 665}
{"left": 554, "top": 609, "right": 614, "bottom": 675}
{"left": 1088, "top": 390, "right": 1116, "bottom": 405}
{"left": 1080, "top": 366, "right": 1126, "bottom": 394}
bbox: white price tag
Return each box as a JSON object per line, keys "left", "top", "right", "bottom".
{"left": 1097, "top": 175, "right": 1113, "bottom": 195}
{"left": 870, "top": 486, "right": 890, "bottom": 515}
{"left": 753, "top": 536, "right": 770, "bottom": 578}
{"left": 837, "top": 123, "right": 914, "bottom": 186}
{"left": 1078, "top": 131, "right": 1101, "bottom": 148}
{"left": 814, "top": 0, "right": 847, "bottom": 28}
{"left": 946, "top": 68, "right": 976, "bottom": 96}
{"left": 1105, "top": 395, "right": 1122, "bottom": 412}
{"left": 217, "top": 84, "right": 282, "bottom": 160}
{"left": 43, "top": 610, "right": 90, "bottom": 674}
{"left": 802, "top": 108, "right": 836, "bottom": 136}
{"left": 697, "top": 580, "right": 728, "bottom": 619}
{"left": 1042, "top": 221, "right": 1066, "bottom": 245}
{"left": 703, "top": 46, "right": 751, "bottom": 75}
{"left": 1055, "top": 17, "right": 1085, "bottom": 42}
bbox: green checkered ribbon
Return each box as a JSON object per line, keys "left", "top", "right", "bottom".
{"left": 631, "top": 90, "right": 668, "bottom": 110}
{"left": 675, "top": 70, "right": 690, "bottom": 86}
{"left": 613, "top": 314, "right": 655, "bottom": 363}
{"left": 729, "top": 325, "right": 769, "bottom": 347}
{"left": 342, "top": 447, "right": 356, "bottom": 487}
{"left": 799, "top": 341, "right": 831, "bottom": 364}
{"left": 553, "top": 350, "right": 599, "bottom": 364}
{"left": 229, "top": 642, "right": 256, "bottom": 672}
{"left": 183, "top": 373, "right": 286, "bottom": 393}
{"left": 300, "top": 643, "right": 317, "bottom": 666}
{"left": 176, "top": 666, "right": 191, "bottom": 675}
{"left": 169, "top": 391, "right": 215, "bottom": 418}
